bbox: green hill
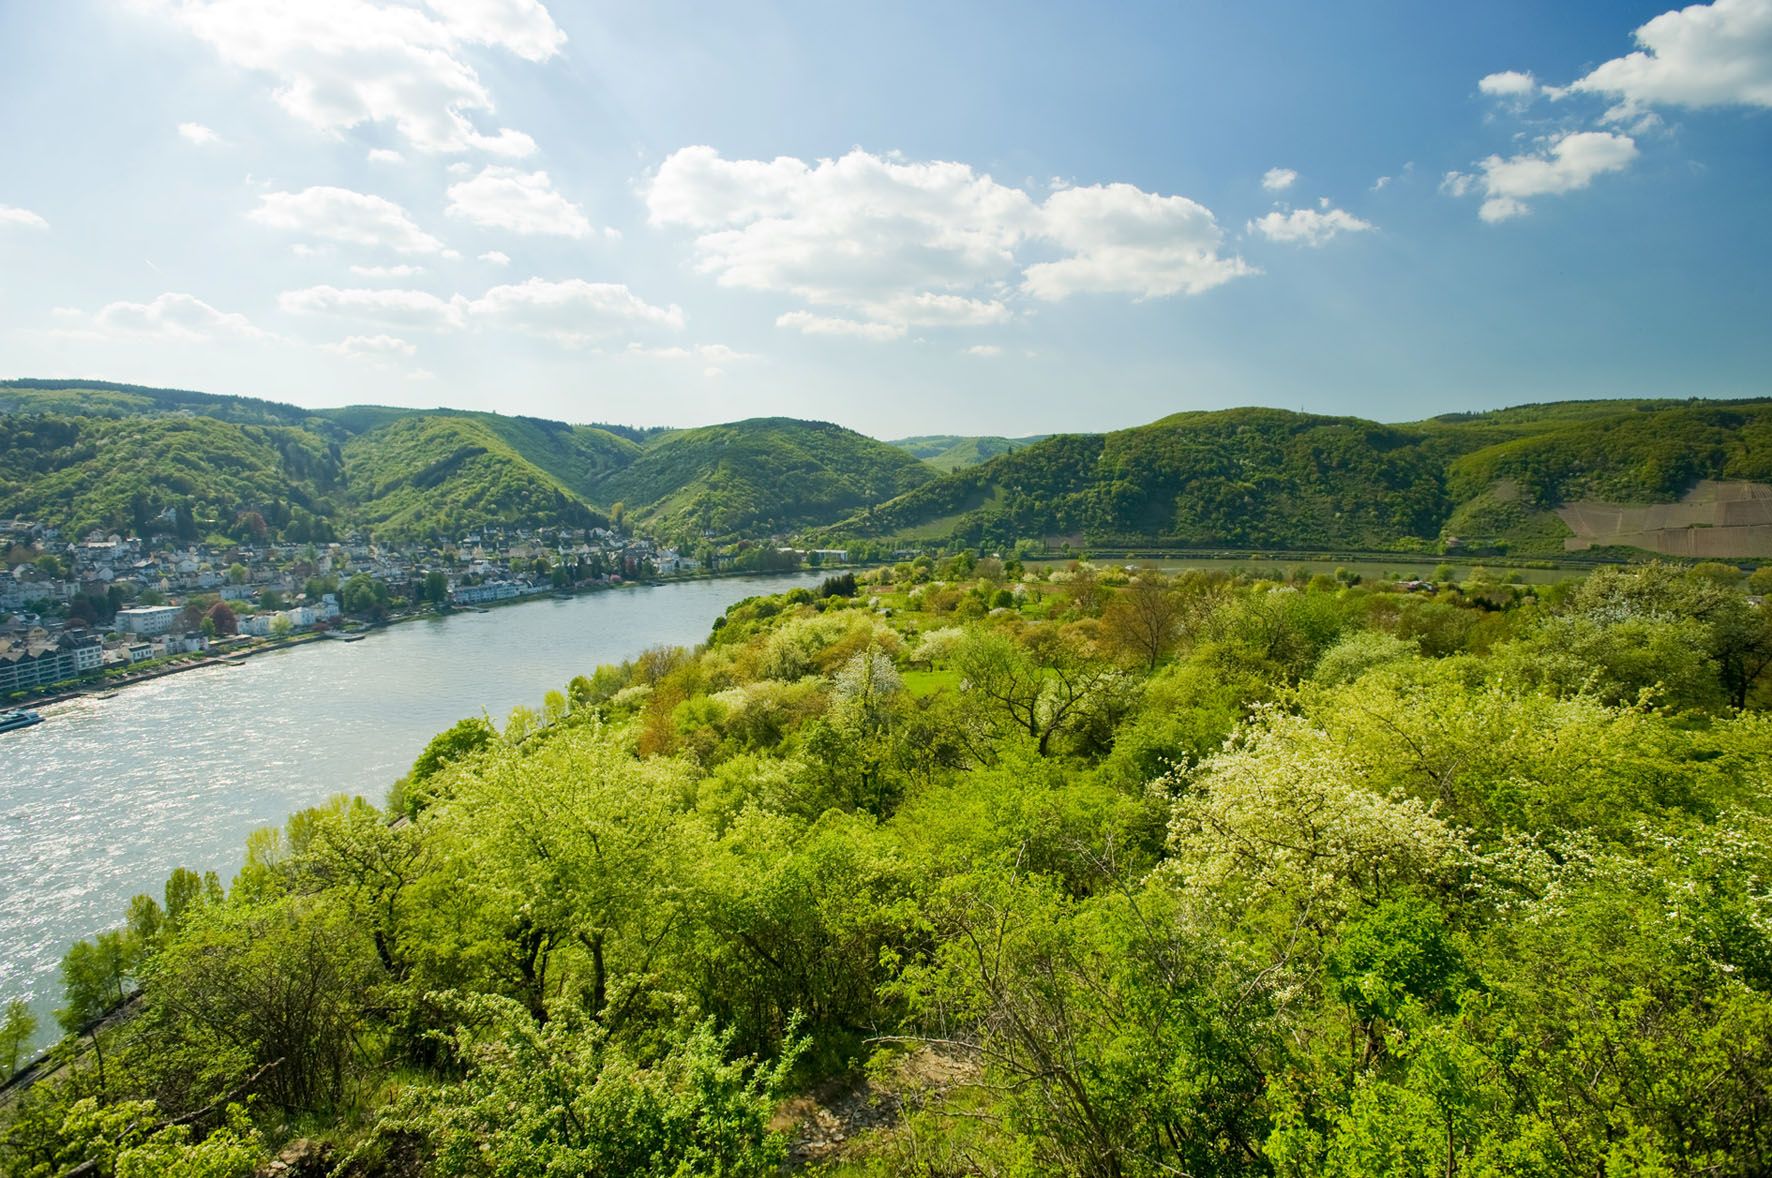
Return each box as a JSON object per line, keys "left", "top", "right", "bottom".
{"left": 593, "top": 418, "right": 937, "bottom": 540}
{"left": 837, "top": 399, "right": 1772, "bottom": 556}
{"left": 0, "top": 412, "right": 343, "bottom": 541}
{"left": 7, "top": 379, "right": 1772, "bottom": 556}
{"left": 889, "top": 434, "right": 1051, "bottom": 472}
{"left": 340, "top": 416, "right": 613, "bottom": 539}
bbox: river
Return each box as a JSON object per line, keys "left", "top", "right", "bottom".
{"left": 0, "top": 572, "right": 822, "bottom": 1041}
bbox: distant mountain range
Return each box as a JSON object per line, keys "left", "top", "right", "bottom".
{"left": 4, "top": 379, "right": 1771, "bottom": 557}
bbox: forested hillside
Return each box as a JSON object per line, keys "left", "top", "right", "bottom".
{"left": 6, "top": 380, "right": 1772, "bottom": 555}
{"left": 888, "top": 434, "right": 1050, "bottom": 472}
{"left": 0, "top": 384, "right": 926, "bottom": 544}
{"left": 842, "top": 399, "right": 1772, "bottom": 555}
{"left": 592, "top": 418, "right": 935, "bottom": 541}
{"left": 8, "top": 558, "right": 1772, "bottom": 1174}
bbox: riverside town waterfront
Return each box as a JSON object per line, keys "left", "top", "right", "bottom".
{"left": 0, "top": 571, "right": 822, "bottom": 1043}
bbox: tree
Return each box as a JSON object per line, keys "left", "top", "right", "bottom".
{"left": 1, "top": 999, "right": 36, "bottom": 1075}
{"left": 269, "top": 614, "right": 293, "bottom": 638}
{"left": 341, "top": 573, "right": 390, "bottom": 620}
{"left": 147, "top": 898, "right": 377, "bottom": 1111}
{"left": 1101, "top": 574, "right": 1182, "bottom": 670}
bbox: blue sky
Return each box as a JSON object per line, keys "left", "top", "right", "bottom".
{"left": 0, "top": 0, "right": 1768, "bottom": 437}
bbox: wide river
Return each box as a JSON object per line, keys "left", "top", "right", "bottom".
{"left": 0, "top": 572, "right": 821, "bottom": 1040}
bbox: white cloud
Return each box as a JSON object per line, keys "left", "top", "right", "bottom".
{"left": 0, "top": 205, "right": 48, "bottom": 230}
{"left": 145, "top": 0, "right": 553, "bottom": 154}
{"left": 966, "top": 344, "right": 1002, "bottom": 357}
{"left": 648, "top": 146, "right": 1034, "bottom": 310}
{"left": 250, "top": 187, "right": 445, "bottom": 254}
{"left": 625, "top": 342, "right": 754, "bottom": 362}
{"left": 90, "top": 292, "right": 267, "bottom": 340}
{"left": 478, "top": 249, "right": 511, "bottom": 265}
{"left": 1024, "top": 182, "right": 1254, "bottom": 300}
{"left": 1478, "top": 70, "right": 1540, "bottom": 99}
{"left": 1261, "top": 166, "right": 1298, "bottom": 191}
{"left": 1445, "top": 130, "right": 1639, "bottom": 221}
{"left": 648, "top": 146, "right": 1251, "bottom": 328}
{"left": 419, "top": 0, "right": 564, "bottom": 61}
{"left": 1571, "top": 0, "right": 1772, "bottom": 110}
{"left": 405, "top": 368, "right": 437, "bottom": 382}
{"left": 366, "top": 147, "right": 404, "bottom": 164}
{"left": 349, "top": 263, "right": 425, "bottom": 278}
{"left": 323, "top": 332, "right": 417, "bottom": 357}
{"left": 467, "top": 278, "right": 684, "bottom": 343}
{"left": 177, "top": 121, "right": 221, "bottom": 145}
{"left": 1248, "top": 205, "right": 1374, "bottom": 246}
{"left": 279, "top": 284, "right": 469, "bottom": 330}
{"left": 446, "top": 166, "right": 592, "bottom": 237}
{"left": 879, "top": 292, "right": 1013, "bottom": 327}
{"left": 775, "top": 311, "right": 906, "bottom": 341}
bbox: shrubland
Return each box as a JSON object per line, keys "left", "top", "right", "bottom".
{"left": 5, "top": 558, "right": 1772, "bottom": 1175}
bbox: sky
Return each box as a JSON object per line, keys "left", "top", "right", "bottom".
{"left": 0, "top": 0, "right": 1768, "bottom": 438}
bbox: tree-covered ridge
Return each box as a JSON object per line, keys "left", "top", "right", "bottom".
{"left": 338, "top": 416, "right": 614, "bottom": 539}
{"left": 8, "top": 558, "right": 1772, "bottom": 1174}
{"left": 593, "top": 418, "right": 937, "bottom": 541}
{"left": 840, "top": 399, "right": 1772, "bottom": 554}
{"left": 0, "top": 414, "right": 343, "bottom": 542}
{"left": 888, "top": 434, "right": 1051, "bottom": 472}
{"left": 849, "top": 409, "right": 1454, "bottom": 550}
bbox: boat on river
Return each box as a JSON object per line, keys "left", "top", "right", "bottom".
{"left": 0, "top": 709, "right": 43, "bottom": 734}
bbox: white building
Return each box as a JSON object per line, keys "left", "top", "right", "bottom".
{"left": 115, "top": 605, "right": 184, "bottom": 636}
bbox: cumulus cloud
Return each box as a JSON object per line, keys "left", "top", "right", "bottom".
{"left": 648, "top": 146, "right": 1033, "bottom": 305}
{"left": 177, "top": 121, "right": 221, "bottom": 145}
{"left": 323, "top": 332, "right": 416, "bottom": 357}
{"left": 366, "top": 147, "right": 404, "bottom": 164}
{"left": 647, "top": 146, "right": 1251, "bottom": 336}
{"left": 478, "top": 250, "right": 511, "bottom": 265}
{"left": 1248, "top": 205, "right": 1374, "bottom": 246}
{"left": 0, "top": 205, "right": 48, "bottom": 230}
{"left": 420, "top": 0, "right": 564, "bottom": 61}
{"left": 1025, "top": 183, "right": 1254, "bottom": 300}
{"left": 1570, "top": 0, "right": 1772, "bottom": 110}
{"left": 1478, "top": 70, "right": 1540, "bottom": 99}
{"left": 250, "top": 187, "right": 445, "bottom": 254}
{"left": 625, "top": 342, "right": 754, "bottom": 363}
{"left": 445, "top": 166, "right": 592, "bottom": 236}
{"left": 1444, "top": 130, "right": 1639, "bottom": 221}
{"left": 279, "top": 284, "right": 468, "bottom": 330}
{"left": 86, "top": 292, "right": 267, "bottom": 341}
{"left": 775, "top": 311, "right": 906, "bottom": 341}
{"left": 282, "top": 277, "right": 683, "bottom": 344}
{"left": 349, "top": 263, "right": 425, "bottom": 278}
{"left": 468, "top": 278, "right": 683, "bottom": 343}
{"left": 966, "top": 344, "right": 1003, "bottom": 357}
{"left": 1261, "top": 167, "right": 1298, "bottom": 191}
{"left": 143, "top": 0, "right": 556, "bottom": 154}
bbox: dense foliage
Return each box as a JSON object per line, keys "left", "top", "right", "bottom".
{"left": 8, "top": 380, "right": 1772, "bottom": 555}
{"left": 889, "top": 435, "right": 1051, "bottom": 473}
{"left": 0, "top": 387, "right": 934, "bottom": 545}
{"left": 6, "top": 557, "right": 1772, "bottom": 1175}
{"left": 842, "top": 400, "right": 1772, "bottom": 555}
{"left": 595, "top": 418, "right": 936, "bottom": 542}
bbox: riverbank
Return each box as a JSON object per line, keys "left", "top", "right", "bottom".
{"left": 17, "top": 567, "right": 843, "bottom": 716}
{"left": 2, "top": 570, "right": 831, "bottom": 1054}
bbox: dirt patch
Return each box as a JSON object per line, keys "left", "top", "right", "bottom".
{"left": 775, "top": 1045, "right": 978, "bottom": 1170}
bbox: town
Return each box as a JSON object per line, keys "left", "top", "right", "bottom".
{"left": 0, "top": 519, "right": 746, "bottom": 700}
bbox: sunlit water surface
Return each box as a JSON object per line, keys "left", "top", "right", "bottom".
{"left": 0, "top": 573, "right": 820, "bottom": 1039}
